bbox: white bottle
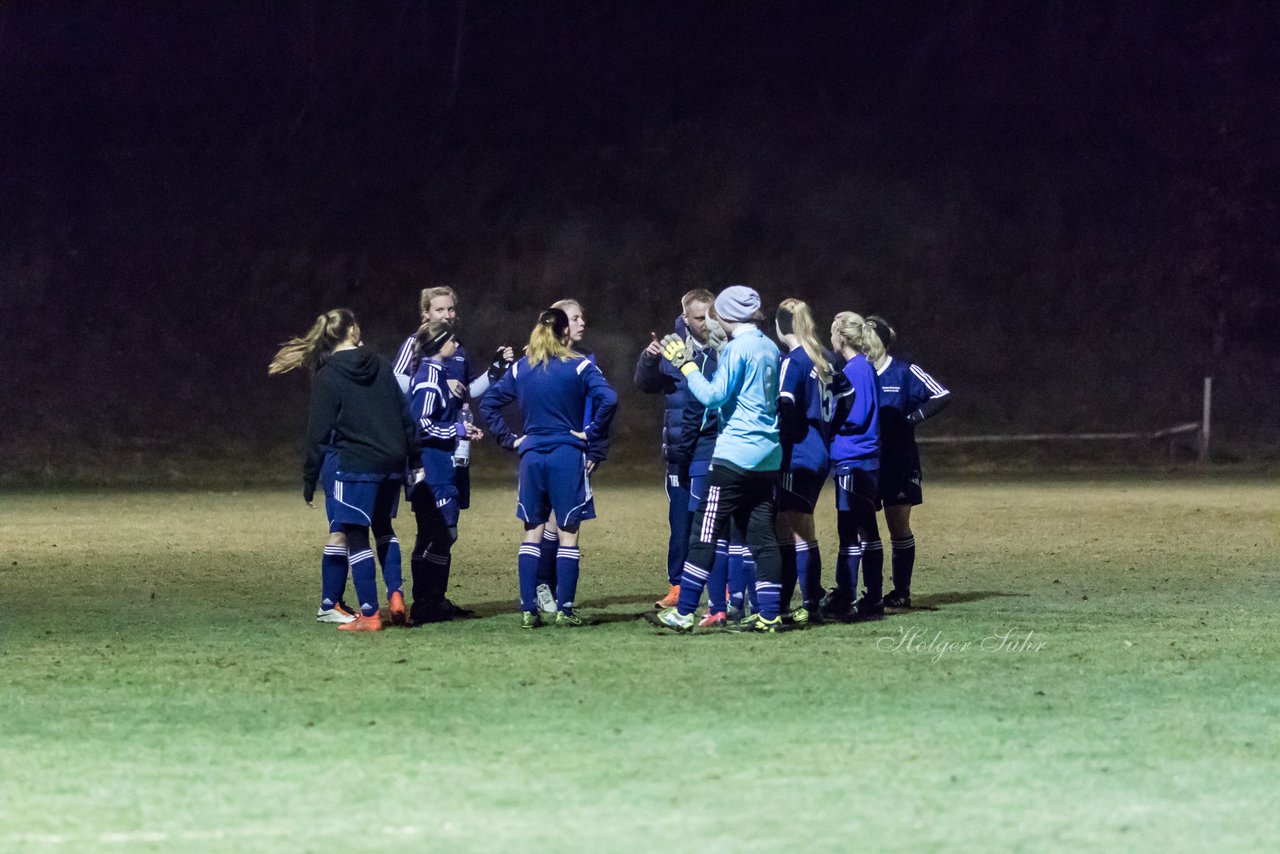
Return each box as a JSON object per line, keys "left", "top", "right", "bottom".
{"left": 454, "top": 404, "right": 473, "bottom": 468}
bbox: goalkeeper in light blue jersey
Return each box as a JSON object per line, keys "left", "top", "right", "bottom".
{"left": 653, "top": 285, "right": 786, "bottom": 634}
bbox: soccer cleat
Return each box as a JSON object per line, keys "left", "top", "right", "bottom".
{"left": 554, "top": 610, "right": 585, "bottom": 628}
{"left": 411, "top": 597, "right": 477, "bottom": 625}
{"left": 730, "top": 612, "right": 782, "bottom": 633}
{"left": 819, "top": 586, "right": 854, "bottom": 620}
{"left": 338, "top": 612, "right": 384, "bottom": 632}
{"left": 655, "top": 585, "right": 681, "bottom": 610}
{"left": 726, "top": 603, "right": 746, "bottom": 623}
{"left": 535, "top": 583, "right": 557, "bottom": 615}
{"left": 653, "top": 607, "right": 695, "bottom": 633}
{"left": 883, "top": 589, "right": 912, "bottom": 610}
{"left": 316, "top": 601, "right": 356, "bottom": 624}
{"left": 387, "top": 591, "right": 407, "bottom": 626}
{"left": 520, "top": 611, "right": 544, "bottom": 630}
{"left": 789, "top": 606, "right": 810, "bottom": 628}
{"left": 697, "top": 610, "right": 727, "bottom": 629}
{"left": 848, "top": 594, "right": 886, "bottom": 622}
{"left": 750, "top": 615, "right": 784, "bottom": 634}
{"left": 439, "top": 598, "right": 476, "bottom": 619}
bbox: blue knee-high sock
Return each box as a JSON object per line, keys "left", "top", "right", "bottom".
{"left": 555, "top": 546, "right": 581, "bottom": 613}
{"left": 715, "top": 540, "right": 740, "bottom": 610}
{"left": 741, "top": 548, "right": 759, "bottom": 611}
{"left": 755, "top": 579, "right": 782, "bottom": 621}
{"left": 376, "top": 534, "right": 403, "bottom": 595}
{"left": 349, "top": 546, "right": 379, "bottom": 616}
{"left": 706, "top": 545, "right": 727, "bottom": 612}
{"left": 517, "top": 543, "right": 541, "bottom": 612}
{"left": 861, "top": 539, "right": 884, "bottom": 599}
{"left": 836, "top": 541, "right": 862, "bottom": 594}
{"left": 797, "top": 541, "right": 821, "bottom": 607}
{"left": 891, "top": 536, "right": 916, "bottom": 592}
{"left": 677, "top": 560, "right": 709, "bottom": 616}
{"left": 321, "top": 544, "right": 348, "bottom": 607}
{"left": 779, "top": 541, "right": 798, "bottom": 611}
{"left": 536, "top": 529, "right": 559, "bottom": 589}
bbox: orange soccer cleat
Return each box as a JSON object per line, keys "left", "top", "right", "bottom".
{"left": 338, "top": 612, "right": 385, "bottom": 632}
{"left": 387, "top": 591, "right": 407, "bottom": 626}
{"left": 654, "top": 584, "right": 680, "bottom": 610}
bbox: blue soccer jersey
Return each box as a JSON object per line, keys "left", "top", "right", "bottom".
{"left": 829, "top": 353, "right": 880, "bottom": 469}
{"left": 394, "top": 335, "right": 475, "bottom": 394}
{"left": 478, "top": 355, "right": 618, "bottom": 458}
{"left": 409, "top": 357, "right": 465, "bottom": 481}
{"left": 778, "top": 346, "right": 853, "bottom": 474}
{"left": 876, "top": 355, "right": 950, "bottom": 475}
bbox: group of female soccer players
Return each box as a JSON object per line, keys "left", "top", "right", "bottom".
{"left": 642, "top": 287, "right": 950, "bottom": 634}
{"left": 271, "top": 283, "right": 947, "bottom": 633}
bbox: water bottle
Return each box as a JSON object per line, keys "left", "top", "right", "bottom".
{"left": 455, "top": 404, "right": 473, "bottom": 468}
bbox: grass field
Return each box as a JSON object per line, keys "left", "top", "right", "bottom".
{"left": 2, "top": 475, "right": 1278, "bottom": 852}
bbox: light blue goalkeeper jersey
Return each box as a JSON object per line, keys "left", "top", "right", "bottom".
{"left": 684, "top": 324, "right": 781, "bottom": 472}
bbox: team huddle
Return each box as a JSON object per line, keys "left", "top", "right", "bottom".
{"left": 269, "top": 284, "right": 949, "bottom": 633}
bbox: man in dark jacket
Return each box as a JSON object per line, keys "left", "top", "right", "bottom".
{"left": 634, "top": 288, "right": 720, "bottom": 608}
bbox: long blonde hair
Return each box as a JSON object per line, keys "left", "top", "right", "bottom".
{"left": 863, "top": 315, "right": 896, "bottom": 369}
{"left": 777, "top": 298, "right": 833, "bottom": 384}
{"left": 526, "top": 308, "right": 583, "bottom": 368}
{"left": 831, "top": 311, "right": 886, "bottom": 366}
{"left": 268, "top": 309, "right": 357, "bottom": 374}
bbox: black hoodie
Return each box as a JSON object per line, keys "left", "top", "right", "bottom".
{"left": 303, "top": 347, "right": 416, "bottom": 501}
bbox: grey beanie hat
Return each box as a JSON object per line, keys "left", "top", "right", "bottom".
{"left": 714, "top": 285, "right": 761, "bottom": 323}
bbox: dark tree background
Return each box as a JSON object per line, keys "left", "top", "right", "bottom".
{"left": 1, "top": 1, "right": 1276, "bottom": 483}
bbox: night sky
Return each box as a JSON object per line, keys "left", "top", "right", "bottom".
{"left": 2, "top": 2, "right": 1277, "bottom": 479}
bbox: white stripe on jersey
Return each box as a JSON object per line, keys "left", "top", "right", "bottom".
{"left": 910, "top": 363, "right": 949, "bottom": 398}
{"left": 393, "top": 335, "right": 415, "bottom": 377}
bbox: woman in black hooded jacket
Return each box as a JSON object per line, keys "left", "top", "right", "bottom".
{"left": 270, "top": 308, "right": 416, "bottom": 631}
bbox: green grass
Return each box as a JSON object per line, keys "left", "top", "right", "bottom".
{"left": 2, "top": 476, "right": 1278, "bottom": 852}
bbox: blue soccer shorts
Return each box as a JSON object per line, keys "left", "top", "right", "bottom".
{"left": 834, "top": 464, "right": 882, "bottom": 513}
{"left": 321, "top": 449, "right": 342, "bottom": 534}
{"left": 777, "top": 466, "right": 828, "bottom": 514}
{"left": 409, "top": 478, "right": 461, "bottom": 528}
{"left": 330, "top": 475, "right": 402, "bottom": 528}
{"left": 517, "top": 445, "right": 595, "bottom": 527}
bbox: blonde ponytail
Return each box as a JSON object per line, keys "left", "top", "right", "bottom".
{"left": 831, "top": 310, "right": 885, "bottom": 366}
{"left": 863, "top": 315, "right": 896, "bottom": 370}
{"left": 526, "top": 308, "right": 583, "bottom": 368}
{"left": 778, "top": 298, "right": 833, "bottom": 385}
{"left": 268, "top": 308, "right": 357, "bottom": 375}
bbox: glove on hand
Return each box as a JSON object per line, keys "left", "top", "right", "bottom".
{"left": 488, "top": 347, "right": 514, "bottom": 381}
{"left": 660, "top": 333, "right": 691, "bottom": 370}
{"left": 705, "top": 316, "right": 728, "bottom": 352}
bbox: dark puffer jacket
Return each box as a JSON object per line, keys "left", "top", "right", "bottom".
{"left": 632, "top": 316, "right": 719, "bottom": 468}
